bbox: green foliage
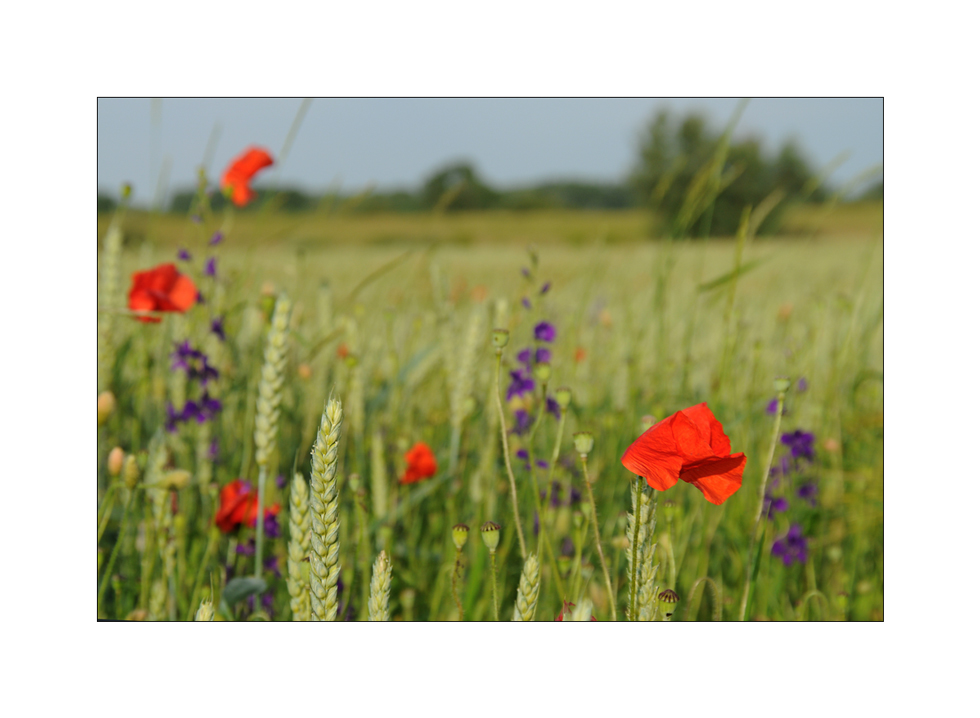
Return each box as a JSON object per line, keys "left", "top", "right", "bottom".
{"left": 630, "top": 109, "right": 826, "bottom": 237}
{"left": 421, "top": 162, "right": 500, "bottom": 211}
{"left": 98, "top": 193, "right": 118, "bottom": 213}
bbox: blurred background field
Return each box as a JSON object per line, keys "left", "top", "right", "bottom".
{"left": 97, "top": 98, "right": 883, "bottom": 622}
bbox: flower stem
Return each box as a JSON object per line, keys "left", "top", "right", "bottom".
{"left": 629, "top": 475, "right": 643, "bottom": 621}
{"left": 452, "top": 548, "right": 464, "bottom": 620}
{"left": 493, "top": 352, "right": 527, "bottom": 560}
{"left": 738, "top": 388, "right": 786, "bottom": 621}
{"left": 580, "top": 455, "right": 616, "bottom": 621}
{"left": 97, "top": 483, "right": 120, "bottom": 544}
{"left": 254, "top": 464, "right": 267, "bottom": 578}
{"left": 489, "top": 552, "right": 499, "bottom": 621}
{"left": 97, "top": 490, "right": 134, "bottom": 614}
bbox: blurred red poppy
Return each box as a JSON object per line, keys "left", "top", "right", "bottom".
{"left": 221, "top": 146, "right": 274, "bottom": 207}
{"left": 128, "top": 263, "right": 198, "bottom": 323}
{"left": 620, "top": 402, "right": 746, "bottom": 505}
{"left": 216, "top": 479, "right": 253, "bottom": 532}
{"left": 400, "top": 442, "right": 437, "bottom": 484}
{"left": 215, "top": 479, "right": 281, "bottom": 532}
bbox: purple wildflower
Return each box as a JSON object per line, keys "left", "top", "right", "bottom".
{"left": 516, "top": 348, "right": 533, "bottom": 369}
{"left": 781, "top": 430, "right": 815, "bottom": 461}
{"left": 210, "top": 316, "right": 226, "bottom": 341}
{"left": 165, "top": 402, "right": 181, "bottom": 433}
{"left": 546, "top": 396, "right": 560, "bottom": 420}
{"left": 521, "top": 267, "right": 530, "bottom": 278}
{"left": 261, "top": 592, "right": 274, "bottom": 615}
{"left": 533, "top": 511, "right": 540, "bottom": 537}
{"left": 516, "top": 448, "right": 530, "bottom": 470}
{"left": 191, "top": 214, "right": 202, "bottom": 224}
{"left": 275, "top": 474, "right": 287, "bottom": 489}
{"left": 797, "top": 482, "right": 819, "bottom": 506}
{"left": 535, "top": 347, "right": 551, "bottom": 364}
{"left": 569, "top": 486, "right": 582, "bottom": 505}
{"left": 548, "top": 482, "right": 563, "bottom": 508}
{"left": 766, "top": 495, "right": 789, "bottom": 519}
{"left": 534, "top": 321, "right": 556, "bottom": 343}
{"left": 204, "top": 256, "right": 217, "bottom": 277}
{"left": 771, "top": 524, "right": 808, "bottom": 566}
{"left": 536, "top": 459, "right": 548, "bottom": 469}
{"left": 264, "top": 555, "right": 281, "bottom": 578}
{"left": 511, "top": 409, "right": 532, "bottom": 436}
{"left": 522, "top": 297, "right": 532, "bottom": 310}
{"left": 171, "top": 340, "right": 203, "bottom": 372}
{"left": 209, "top": 231, "right": 223, "bottom": 246}
{"left": 766, "top": 398, "right": 779, "bottom": 415}
{"left": 236, "top": 540, "right": 256, "bottom": 556}
{"left": 540, "top": 281, "right": 551, "bottom": 294}
{"left": 560, "top": 536, "right": 574, "bottom": 557}
{"left": 208, "top": 438, "right": 219, "bottom": 461}
{"left": 506, "top": 370, "right": 535, "bottom": 401}
{"left": 797, "top": 377, "right": 808, "bottom": 392}
{"left": 177, "top": 248, "right": 192, "bottom": 261}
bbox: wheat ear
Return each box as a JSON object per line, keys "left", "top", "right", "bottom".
{"left": 254, "top": 294, "right": 292, "bottom": 577}
{"left": 368, "top": 550, "right": 393, "bottom": 621}
{"left": 287, "top": 473, "right": 312, "bottom": 621}
{"left": 511, "top": 553, "right": 541, "bottom": 621}
{"left": 310, "top": 398, "right": 343, "bottom": 621}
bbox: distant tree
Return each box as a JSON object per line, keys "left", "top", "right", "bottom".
{"left": 859, "top": 180, "right": 883, "bottom": 201}
{"left": 630, "top": 110, "right": 825, "bottom": 237}
{"left": 98, "top": 193, "right": 117, "bottom": 213}
{"left": 421, "top": 163, "right": 499, "bottom": 211}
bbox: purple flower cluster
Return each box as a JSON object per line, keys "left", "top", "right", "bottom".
{"left": 515, "top": 449, "right": 548, "bottom": 472}
{"left": 171, "top": 341, "right": 220, "bottom": 385}
{"left": 781, "top": 430, "right": 815, "bottom": 461}
{"left": 166, "top": 341, "right": 223, "bottom": 433}
{"left": 771, "top": 524, "right": 808, "bottom": 566}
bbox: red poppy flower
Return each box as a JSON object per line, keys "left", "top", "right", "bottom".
{"left": 400, "top": 442, "right": 438, "bottom": 485}
{"left": 127, "top": 263, "right": 198, "bottom": 323}
{"left": 216, "top": 479, "right": 254, "bottom": 532}
{"left": 221, "top": 146, "right": 274, "bottom": 207}
{"left": 620, "top": 402, "right": 746, "bottom": 505}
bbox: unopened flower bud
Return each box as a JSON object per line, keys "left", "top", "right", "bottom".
{"left": 533, "top": 362, "right": 552, "bottom": 383}
{"left": 107, "top": 447, "right": 125, "bottom": 477}
{"left": 123, "top": 455, "right": 140, "bottom": 489}
{"left": 573, "top": 431, "right": 594, "bottom": 456}
{"left": 481, "top": 521, "right": 501, "bottom": 552}
{"left": 452, "top": 523, "right": 470, "bottom": 550}
{"left": 297, "top": 363, "right": 312, "bottom": 380}
{"left": 160, "top": 470, "right": 191, "bottom": 491}
{"left": 98, "top": 391, "right": 116, "bottom": 426}
{"left": 555, "top": 386, "right": 572, "bottom": 409}
{"left": 658, "top": 588, "right": 679, "bottom": 618}
{"left": 774, "top": 377, "right": 792, "bottom": 393}
{"left": 491, "top": 328, "right": 510, "bottom": 349}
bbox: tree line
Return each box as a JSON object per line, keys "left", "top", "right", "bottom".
{"left": 99, "top": 109, "right": 882, "bottom": 236}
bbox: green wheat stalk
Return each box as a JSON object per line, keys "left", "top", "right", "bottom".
{"left": 310, "top": 398, "right": 343, "bottom": 621}
{"left": 368, "top": 550, "right": 392, "bottom": 621}
{"left": 287, "top": 473, "right": 312, "bottom": 622}
{"left": 511, "top": 553, "right": 540, "bottom": 621}
{"left": 254, "top": 293, "right": 292, "bottom": 578}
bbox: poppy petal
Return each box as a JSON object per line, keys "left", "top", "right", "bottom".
{"left": 620, "top": 421, "right": 684, "bottom": 491}
{"left": 679, "top": 453, "right": 746, "bottom": 505}
{"left": 168, "top": 273, "right": 198, "bottom": 311}
{"left": 682, "top": 402, "right": 733, "bottom": 456}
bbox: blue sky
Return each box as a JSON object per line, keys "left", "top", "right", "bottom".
{"left": 97, "top": 98, "right": 882, "bottom": 206}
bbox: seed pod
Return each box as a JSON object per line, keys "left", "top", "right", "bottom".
{"left": 573, "top": 431, "right": 594, "bottom": 456}
{"left": 554, "top": 386, "right": 572, "bottom": 409}
{"left": 491, "top": 328, "right": 510, "bottom": 349}
{"left": 481, "top": 521, "right": 501, "bottom": 552}
{"left": 452, "top": 523, "right": 470, "bottom": 550}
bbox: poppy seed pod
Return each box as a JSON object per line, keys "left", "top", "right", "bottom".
{"left": 774, "top": 377, "right": 792, "bottom": 393}
{"left": 573, "top": 431, "right": 594, "bottom": 456}
{"left": 555, "top": 386, "right": 572, "bottom": 409}
{"left": 107, "top": 447, "right": 125, "bottom": 477}
{"left": 533, "top": 362, "right": 552, "bottom": 383}
{"left": 658, "top": 588, "right": 679, "bottom": 617}
{"left": 98, "top": 391, "right": 116, "bottom": 426}
{"left": 491, "top": 328, "right": 510, "bottom": 349}
{"left": 481, "top": 521, "right": 501, "bottom": 552}
{"left": 452, "top": 523, "right": 470, "bottom": 550}
{"left": 123, "top": 455, "right": 140, "bottom": 489}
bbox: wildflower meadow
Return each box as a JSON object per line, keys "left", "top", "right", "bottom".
{"left": 97, "top": 135, "right": 883, "bottom": 623}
